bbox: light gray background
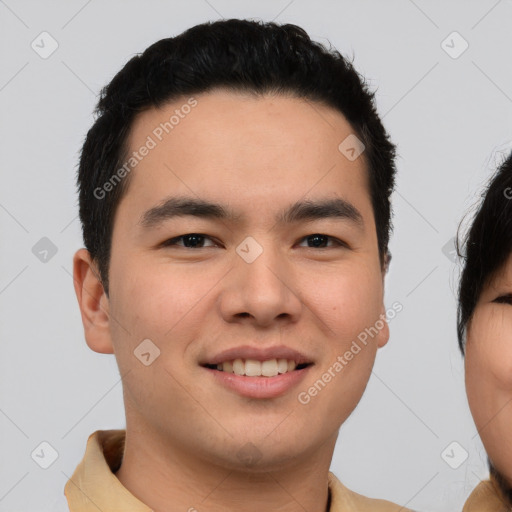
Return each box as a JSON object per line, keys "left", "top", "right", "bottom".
{"left": 1, "top": 1, "right": 512, "bottom": 511}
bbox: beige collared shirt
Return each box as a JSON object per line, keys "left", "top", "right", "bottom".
{"left": 62, "top": 430, "right": 411, "bottom": 512}
{"left": 463, "top": 478, "right": 511, "bottom": 512}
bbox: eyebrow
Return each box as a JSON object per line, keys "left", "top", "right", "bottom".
{"left": 139, "top": 196, "right": 364, "bottom": 229}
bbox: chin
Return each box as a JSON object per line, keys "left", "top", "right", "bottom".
{"left": 204, "top": 435, "right": 314, "bottom": 473}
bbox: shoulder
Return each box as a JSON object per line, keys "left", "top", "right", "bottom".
{"left": 463, "top": 479, "right": 510, "bottom": 512}
{"left": 328, "top": 472, "right": 414, "bottom": 512}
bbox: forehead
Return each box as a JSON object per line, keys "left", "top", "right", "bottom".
{"left": 131, "top": 88, "right": 356, "bottom": 146}
{"left": 118, "top": 89, "right": 373, "bottom": 225}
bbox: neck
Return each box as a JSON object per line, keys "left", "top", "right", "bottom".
{"left": 115, "top": 423, "right": 336, "bottom": 512}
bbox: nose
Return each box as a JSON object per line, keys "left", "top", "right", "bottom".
{"left": 218, "top": 242, "right": 303, "bottom": 328}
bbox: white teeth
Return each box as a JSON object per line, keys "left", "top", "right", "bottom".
{"left": 214, "top": 358, "right": 304, "bottom": 377}
{"left": 261, "top": 359, "right": 278, "bottom": 377}
{"left": 245, "top": 359, "right": 261, "bottom": 377}
{"left": 222, "top": 361, "right": 234, "bottom": 373}
{"left": 233, "top": 358, "right": 245, "bottom": 376}
{"left": 277, "top": 359, "right": 288, "bottom": 374}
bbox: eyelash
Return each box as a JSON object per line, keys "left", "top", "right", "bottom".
{"left": 493, "top": 294, "right": 512, "bottom": 305}
{"left": 160, "top": 233, "right": 348, "bottom": 250}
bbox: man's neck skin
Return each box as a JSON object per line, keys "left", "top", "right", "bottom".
{"left": 114, "top": 425, "right": 337, "bottom": 512}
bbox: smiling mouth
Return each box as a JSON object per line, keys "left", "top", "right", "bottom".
{"left": 203, "top": 358, "right": 312, "bottom": 377}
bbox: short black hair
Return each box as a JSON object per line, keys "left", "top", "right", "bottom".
{"left": 456, "top": 150, "right": 512, "bottom": 353}
{"left": 77, "top": 18, "right": 397, "bottom": 295}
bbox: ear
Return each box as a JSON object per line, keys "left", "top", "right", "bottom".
{"left": 383, "top": 250, "right": 392, "bottom": 275}
{"left": 72, "top": 248, "right": 114, "bottom": 354}
{"left": 376, "top": 250, "right": 391, "bottom": 349}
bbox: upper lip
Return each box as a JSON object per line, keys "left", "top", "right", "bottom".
{"left": 201, "top": 345, "right": 313, "bottom": 366}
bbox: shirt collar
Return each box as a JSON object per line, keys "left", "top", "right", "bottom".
{"left": 65, "top": 430, "right": 151, "bottom": 512}
{"left": 65, "top": 430, "right": 405, "bottom": 512}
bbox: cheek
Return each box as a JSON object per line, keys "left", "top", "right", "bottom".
{"left": 108, "top": 257, "right": 215, "bottom": 354}
{"left": 466, "top": 310, "right": 512, "bottom": 394}
{"left": 487, "top": 339, "right": 512, "bottom": 391}
{"left": 310, "top": 264, "right": 383, "bottom": 337}
{"left": 465, "top": 321, "right": 512, "bottom": 487}
{"left": 465, "top": 308, "right": 512, "bottom": 473}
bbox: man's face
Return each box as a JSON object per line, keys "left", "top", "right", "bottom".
{"left": 465, "top": 254, "right": 512, "bottom": 486}
{"left": 81, "top": 89, "right": 389, "bottom": 469}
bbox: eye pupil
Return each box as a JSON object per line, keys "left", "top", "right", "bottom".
{"left": 494, "top": 294, "right": 512, "bottom": 305}
{"left": 183, "top": 234, "right": 204, "bottom": 247}
{"left": 308, "top": 234, "right": 328, "bottom": 248}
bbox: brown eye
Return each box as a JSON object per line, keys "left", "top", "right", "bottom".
{"left": 493, "top": 294, "right": 512, "bottom": 305}
{"left": 160, "top": 233, "right": 218, "bottom": 249}
{"left": 297, "top": 234, "right": 348, "bottom": 249}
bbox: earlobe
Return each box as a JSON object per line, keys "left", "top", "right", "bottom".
{"left": 383, "top": 250, "right": 392, "bottom": 275}
{"left": 376, "top": 303, "right": 390, "bottom": 349}
{"left": 377, "top": 254, "right": 390, "bottom": 349}
{"left": 72, "top": 248, "right": 114, "bottom": 354}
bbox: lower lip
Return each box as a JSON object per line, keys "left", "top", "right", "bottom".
{"left": 205, "top": 366, "right": 312, "bottom": 399}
